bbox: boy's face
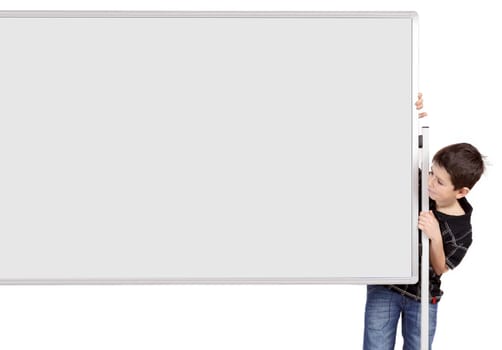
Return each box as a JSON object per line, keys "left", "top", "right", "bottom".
{"left": 428, "top": 164, "right": 469, "bottom": 205}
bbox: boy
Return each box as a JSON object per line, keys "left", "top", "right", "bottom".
{"left": 363, "top": 95, "right": 485, "bottom": 350}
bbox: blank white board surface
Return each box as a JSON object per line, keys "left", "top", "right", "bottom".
{"left": 0, "top": 12, "right": 419, "bottom": 284}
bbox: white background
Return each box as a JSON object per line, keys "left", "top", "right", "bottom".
{"left": 0, "top": 1, "right": 499, "bottom": 349}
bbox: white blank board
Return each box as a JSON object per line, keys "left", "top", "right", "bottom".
{"left": 0, "top": 12, "right": 419, "bottom": 284}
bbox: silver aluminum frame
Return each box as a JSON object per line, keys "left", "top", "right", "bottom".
{"left": 420, "top": 127, "right": 430, "bottom": 350}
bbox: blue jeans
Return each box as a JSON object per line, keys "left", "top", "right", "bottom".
{"left": 363, "top": 285, "right": 437, "bottom": 350}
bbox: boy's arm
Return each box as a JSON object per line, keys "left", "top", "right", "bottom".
{"left": 418, "top": 211, "right": 449, "bottom": 275}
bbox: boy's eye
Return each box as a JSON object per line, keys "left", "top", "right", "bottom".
{"left": 429, "top": 170, "right": 444, "bottom": 186}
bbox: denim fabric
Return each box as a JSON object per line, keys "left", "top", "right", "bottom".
{"left": 363, "top": 285, "right": 437, "bottom": 350}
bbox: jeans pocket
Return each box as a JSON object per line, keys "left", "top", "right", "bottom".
{"left": 365, "top": 286, "right": 392, "bottom": 331}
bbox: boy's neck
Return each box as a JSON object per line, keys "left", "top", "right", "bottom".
{"left": 435, "top": 198, "right": 465, "bottom": 216}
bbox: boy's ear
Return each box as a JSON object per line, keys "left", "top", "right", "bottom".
{"left": 456, "top": 187, "right": 470, "bottom": 199}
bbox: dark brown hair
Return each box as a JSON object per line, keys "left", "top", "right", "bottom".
{"left": 432, "top": 143, "right": 485, "bottom": 190}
